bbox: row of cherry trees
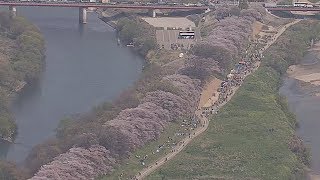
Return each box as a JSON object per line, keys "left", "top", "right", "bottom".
{"left": 29, "top": 6, "right": 265, "bottom": 180}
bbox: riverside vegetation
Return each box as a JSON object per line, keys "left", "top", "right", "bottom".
{"left": 25, "top": 6, "right": 268, "bottom": 180}
{"left": 4, "top": 4, "right": 313, "bottom": 180}
{"left": 148, "top": 20, "right": 320, "bottom": 179}
{"left": 0, "top": 11, "right": 45, "bottom": 179}
{"left": 116, "top": 16, "right": 157, "bottom": 57}
{"left": 0, "top": 12, "right": 45, "bottom": 142}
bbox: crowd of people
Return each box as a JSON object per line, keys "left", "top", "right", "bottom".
{"left": 201, "top": 42, "right": 262, "bottom": 117}
{"left": 132, "top": 17, "right": 289, "bottom": 179}
{"left": 129, "top": 42, "right": 264, "bottom": 180}
{"left": 132, "top": 115, "right": 199, "bottom": 169}
{"left": 114, "top": 116, "right": 201, "bottom": 179}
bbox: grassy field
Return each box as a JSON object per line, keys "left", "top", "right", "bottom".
{"left": 146, "top": 21, "right": 320, "bottom": 180}
{"left": 147, "top": 67, "right": 304, "bottom": 180}
{"left": 101, "top": 121, "right": 193, "bottom": 180}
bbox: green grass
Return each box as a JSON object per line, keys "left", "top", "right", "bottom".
{"left": 146, "top": 21, "right": 320, "bottom": 180}
{"left": 101, "top": 121, "right": 194, "bottom": 180}
{"left": 147, "top": 67, "right": 303, "bottom": 180}
{"left": 100, "top": 20, "right": 320, "bottom": 180}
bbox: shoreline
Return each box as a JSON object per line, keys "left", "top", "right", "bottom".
{"left": 287, "top": 43, "right": 320, "bottom": 86}
{"left": 21, "top": 7, "right": 318, "bottom": 180}
{"left": 283, "top": 42, "right": 320, "bottom": 177}
{"left": 3, "top": 9, "right": 138, "bottom": 145}
{"left": 103, "top": 7, "right": 271, "bottom": 180}
{"left": 147, "top": 20, "right": 320, "bottom": 180}
{"left": 266, "top": 20, "right": 320, "bottom": 180}
{"left": 0, "top": 13, "right": 45, "bottom": 144}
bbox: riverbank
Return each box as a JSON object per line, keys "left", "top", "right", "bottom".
{"left": 138, "top": 17, "right": 301, "bottom": 180}
{"left": 116, "top": 16, "right": 157, "bottom": 57}
{"left": 282, "top": 42, "right": 320, "bottom": 177}
{"left": 287, "top": 43, "right": 320, "bottom": 88}
{"left": 102, "top": 7, "right": 265, "bottom": 180}
{"left": 0, "top": 12, "right": 45, "bottom": 143}
{"left": 22, "top": 13, "right": 169, "bottom": 177}
{"left": 147, "top": 20, "right": 320, "bottom": 179}
{"left": 27, "top": 6, "right": 265, "bottom": 179}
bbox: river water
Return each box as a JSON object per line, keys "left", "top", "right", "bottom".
{"left": 280, "top": 52, "right": 320, "bottom": 174}
{"left": 0, "top": 7, "right": 143, "bottom": 162}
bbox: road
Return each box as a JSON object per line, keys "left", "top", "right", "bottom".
{"left": 267, "top": 7, "right": 320, "bottom": 12}
{"left": 134, "top": 19, "right": 302, "bottom": 180}
{"left": 260, "top": 19, "right": 302, "bottom": 52}
{"left": 0, "top": 2, "right": 208, "bottom": 9}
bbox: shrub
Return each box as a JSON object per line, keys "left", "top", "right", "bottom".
{"left": 117, "top": 17, "right": 156, "bottom": 57}
{"left": 0, "top": 12, "right": 44, "bottom": 142}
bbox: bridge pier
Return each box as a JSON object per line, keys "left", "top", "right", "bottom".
{"left": 9, "top": 6, "right": 16, "bottom": 18}
{"left": 79, "top": 7, "right": 87, "bottom": 24}
{"left": 149, "top": 9, "right": 157, "bottom": 18}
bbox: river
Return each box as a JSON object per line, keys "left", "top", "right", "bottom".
{"left": 0, "top": 7, "right": 143, "bottom": 162}
{"left": 280, "top": 51, "right": 320, "bottom": 174}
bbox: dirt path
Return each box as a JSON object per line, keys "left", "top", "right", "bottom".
{"left": 260, "top": 20, "right": 301, "bottom": 53}
{"left": 134, "top": 19, "right": 301, "bottom": 180}
{"left": 198, "top": 78, "right": 222, "bottom": 108}
{"left": 308, "top": 174, "right": 320, "bottom": 180}
{"left": 287, "top": 41, "right": 320, "bottom": 87}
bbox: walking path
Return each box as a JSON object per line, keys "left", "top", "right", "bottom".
{"left": 260, "top": 20, "right": 301, "bottom": 52}
{"left": 134, "top": 19, "right": 301, "bottom": 180}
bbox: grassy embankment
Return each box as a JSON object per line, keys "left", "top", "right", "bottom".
{"left": 0, "top": 12, "right": 45, "bottom": 141}
{"left": 98, "top": 16, "right": 194, "bottom": 180}
{"left": 24, "top": 15, "right": 192, "bottom": 178}
{"left": 100, "top": 13, "right": 246, "bottom": 179}
{"left": 147, "top": 20, "right": 320, "bottom": 180}
{"left": 101, "top": 123, "right": 186, "bottom": 180}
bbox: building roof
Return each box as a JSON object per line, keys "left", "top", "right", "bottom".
{"left": 142, "top": 17, "right": 196, "bottom": 29}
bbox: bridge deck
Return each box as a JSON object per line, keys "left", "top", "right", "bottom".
{"left": 0, "top": 2, "right": 209, "bottom": 9}
{"left": 267, "top": 7, "right": 320, "bottom": 11}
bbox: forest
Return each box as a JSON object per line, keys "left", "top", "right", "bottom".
{"left": 0, "top": 12, "right": 45, "bottom": 180}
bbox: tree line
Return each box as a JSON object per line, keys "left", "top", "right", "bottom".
{"left": 0, "top": 11, "right": 45, "bottom": 180}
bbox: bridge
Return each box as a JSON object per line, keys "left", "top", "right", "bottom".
{"left": 0, "top": 2, "right": 209, "bottom": 24}
{"left": 266, "top": 7, "right": 320, "bottom": 12}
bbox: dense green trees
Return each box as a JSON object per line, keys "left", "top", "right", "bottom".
{"left": 0, "top": 12, "right": 44, "bottom": 142}
{"left": 117, "top": 18, "right": 141, "bottom": 42}
{"left": 117, "top": 17, "right": 157, "bottom": 56}
{"left": 238, "top": 0, "right": 249, "bottom": 10}
{"left": 0, "top": 11, "right": 45, "bottom": 180}
{"left": 12, "top": 18, "right": 45, "bottom": 82}
{"left": 264, "top": 21, "right": 320, "bottom": 74}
